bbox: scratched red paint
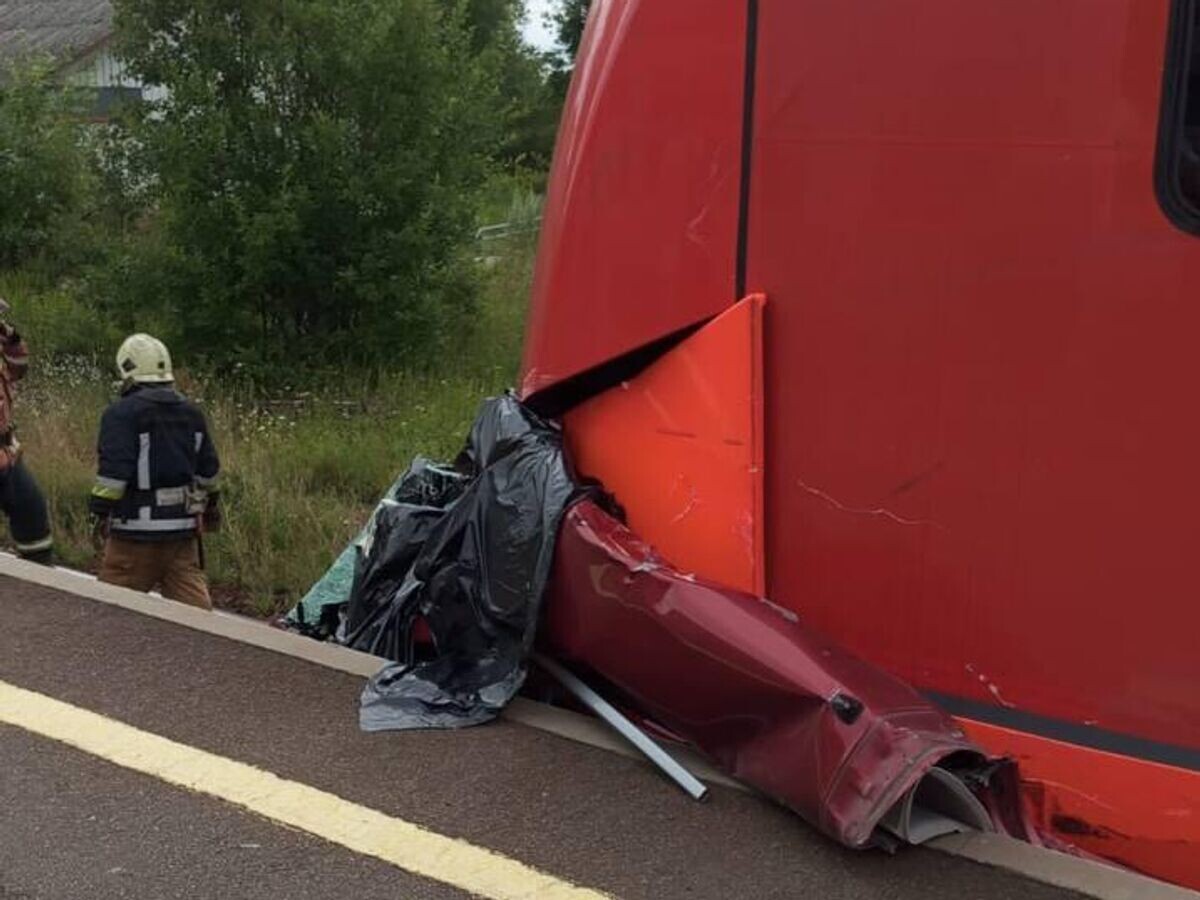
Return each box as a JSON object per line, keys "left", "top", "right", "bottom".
{"left": 564, "top": 295, "right": 765, "bottom": 595}
{"left": 523, "top": 0, "right": 1200, "bottom": 887}
{"left": 543, "top": 500, "right": 1031, "bottom": 849}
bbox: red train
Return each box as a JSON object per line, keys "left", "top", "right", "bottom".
{"left": 521, "top": 0, "right": 1200, "bottom": 889}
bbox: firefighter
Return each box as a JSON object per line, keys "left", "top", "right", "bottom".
{"left": 0, "top": 298, "right": 52, "bottom": 564}
{"left": 89, "top": 334, "right": 221, "bottom": 609}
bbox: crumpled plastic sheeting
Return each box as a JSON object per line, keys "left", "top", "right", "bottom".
{"left": 287, "top": 542, "right": 357, "bottom": 639}
{"left": 337, "top": 459, "right": 469, "bottom": 659}
{"left": 353, "top": 394, "right": 587, "bottom": 731}
{"left": 542, "top": 500, "right": 1031, "bottom": 849}
{"left": 284, "top": 461, "right": 463, "bottom": 641}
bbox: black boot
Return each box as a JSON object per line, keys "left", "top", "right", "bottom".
{"left": 18, "top": 547, "right": 53, "bottom": 566}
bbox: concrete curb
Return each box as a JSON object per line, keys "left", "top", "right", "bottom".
{"left": 0, "top": 553, "right": 740, "bottom": 790}
{"left": 927, "top": 832, "right": 1195, "bottom": 900}
{"left": 0, "top": 554, "right": 1194, "bottom": 900}
{"left": 0, "top": 553, "right": 385, "bottom": 678}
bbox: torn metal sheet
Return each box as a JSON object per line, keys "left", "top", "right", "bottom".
{"left": 564, "top": 295, "right": 765, "bottom": 596}
{"left": 286, "top": 394, "right": 1037, "bottom": 854}
{"left": 542, "top": 500, "right": 1031, "bottom": 849}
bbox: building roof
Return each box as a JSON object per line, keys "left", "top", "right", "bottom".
{"left": 0, "top": 0, "right": 112, "bottom": 68}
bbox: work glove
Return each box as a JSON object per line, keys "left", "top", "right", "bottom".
{"left": 87, "top": 492, "right": 115, "bottom": 519}
{"left": 0, "top": 436, "right": 22, "bottom": 470}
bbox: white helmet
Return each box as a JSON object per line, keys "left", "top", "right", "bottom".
{"left": 116, "top": 333, "right": 173, "bottom": 385}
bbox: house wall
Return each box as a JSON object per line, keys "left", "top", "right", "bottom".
{"left": 61, "top": 40, "right": 166, "bottom": 111}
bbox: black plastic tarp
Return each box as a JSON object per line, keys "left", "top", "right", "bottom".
{"left": 285, "top": 461, "right": 464, "bottom": 641}
{"left": 344, "top": 393, "right": 589, "bottom": 731}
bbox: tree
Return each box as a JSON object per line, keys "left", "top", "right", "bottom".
{"left": 543, "top": 0, "right": 591, "bottom": 110}
{"left": 0, "top": 62, "right": 90, "bottom": 269}
{"left": 465, "top": 0, "right": 559, "bottom": 170}
{"left": 553, "top": 0, "right": 592, "bottom": 63}
{"left": 466, "top": 0, "right": 524, "bottom": 52}
{"left": 104, "top": 0, "right": 504, "bottom": 369}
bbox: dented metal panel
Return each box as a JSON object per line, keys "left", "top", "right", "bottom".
{"left": 565, "top": 295, "right": 765, "bottom": 595}
{"left": 542, "top": 500, "right": 1027, "bottom": 849}
{"left": 518, "top": 0, "right": 1200, "bottom": 885}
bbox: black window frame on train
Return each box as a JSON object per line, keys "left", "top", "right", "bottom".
{"left": 1157, "top": 0, "right": 1200, "bottom": 233}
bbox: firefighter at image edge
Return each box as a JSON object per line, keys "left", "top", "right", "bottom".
{"left": 88, "top": 334, "right": 221, "bottom": 609}
{"left": 0, "top": 297, "right": 53, "bottom": 564}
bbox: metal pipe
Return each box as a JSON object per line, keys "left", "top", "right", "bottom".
{"left": 532, "top": 652, "right": 709, "bottom": 801}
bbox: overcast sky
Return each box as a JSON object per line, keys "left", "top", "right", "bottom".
{"left": 521, "top": 0, "right": 560, "bottom": 52}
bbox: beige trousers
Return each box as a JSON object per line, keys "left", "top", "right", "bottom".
{"left": 98, "top": 535, "right": 212, "bottom": 610}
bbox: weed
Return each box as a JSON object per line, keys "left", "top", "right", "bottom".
{"left": 0, "top": 236, "right": 535, "bottom": 616}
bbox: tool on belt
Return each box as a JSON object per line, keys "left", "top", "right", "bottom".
{"left": 186, "top": 484, "right": 209, "bottom": 570}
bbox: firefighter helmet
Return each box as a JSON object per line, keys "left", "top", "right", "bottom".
{"left": 116, "top": 333, "right": 173, "bottom": 385}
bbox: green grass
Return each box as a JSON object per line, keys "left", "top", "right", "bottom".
{"left": 0, "top": 235, "right": 535, "bottom": 616}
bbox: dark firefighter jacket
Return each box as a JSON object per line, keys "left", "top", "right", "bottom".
{"left": 89, "top": 386, "right": 220, "bottom": 540}
{"left": 0, "top": 328, "right": 29, "bottom": 468}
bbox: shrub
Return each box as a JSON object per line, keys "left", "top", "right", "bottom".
{"left": 0, "top": 62, "right": 92, "bottom": 269}
{"left": 103, "top": 0, "right": 507, "bottom": 371}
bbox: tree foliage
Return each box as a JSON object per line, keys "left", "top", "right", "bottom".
{"left": 1, "top": 1, "right": 569, "bottom": 374}
{"left": 466, "top": 0, "right": 524, "bottom": 51}
{"left": 466, "top": 0, "right": 559, "bottom": 170}
{"left": 0, "top": 63, "right": 91, "bottom": 269}
{"left": 553, "top": 0, "right": 592, "bottom": 62}
{"left": 542, "top": 0, "right": 591, "bottom": 111}
{"left": 102, "top": 0, "right": 505, "bottom": 368}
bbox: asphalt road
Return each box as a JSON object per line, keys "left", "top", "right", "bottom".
{"left": 0, "top": 727, "right": 466, "bottom": 900}
{"left": 0, "top": 576, "right": 1088, "bottom": 900}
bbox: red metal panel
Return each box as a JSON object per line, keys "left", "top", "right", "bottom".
{"left": 746, "top": 0, "right": 1200, "bottom": 879}
{"left": 960, "top": 719, "right": 1200, "bottom": 889}
{"left": 543, "top": 501, "right": 1029, "bottom": 850}
{"left": 518, "top": 0, "right": 745, "bottom": 399}
{"left": 524, "top": 0, "right": 1200, "bottom": 884}
{"left": 564, "top": 295, "right": 765, "bottom": 595}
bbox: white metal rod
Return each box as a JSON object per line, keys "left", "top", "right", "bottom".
{"left": 532, "top": 652, "right": 709, "bottom": 801}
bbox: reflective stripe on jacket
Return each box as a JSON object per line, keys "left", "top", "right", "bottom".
{"left": 90, "top": 385, "right": 220, "bottom": 541}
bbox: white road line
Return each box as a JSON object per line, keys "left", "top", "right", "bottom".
{"left": 0, "top": 679, "right": 611, "bottom": 900}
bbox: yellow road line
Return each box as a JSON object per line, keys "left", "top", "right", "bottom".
{"left": 0, "top": 679, "right": 610, "bottom": 900}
